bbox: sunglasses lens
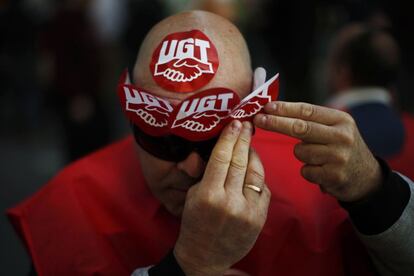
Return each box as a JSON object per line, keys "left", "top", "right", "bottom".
{"left": 132, "top": 125, "right": 192, "bottom": 162}
{"left": 132, "top": 125, "right": 218, "bottom": 162}
{"left": 195, "top": 137, "right": 218, "bottom": 162}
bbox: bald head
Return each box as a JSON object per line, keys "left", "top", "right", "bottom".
{"left": 133, "top": 10, "right": 252, "bottom": 102}
{"left": 328, "top": 23, "right": 400, "bottom": 92}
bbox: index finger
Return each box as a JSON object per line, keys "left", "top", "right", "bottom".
{"left": 202, "top": 120, "right": 242, "bottom": 188}
{"left": 254, "top": 114, "right": 339, "bottom": 144}
{"left": 263, "top": 101, "right": 345, "bottom": 126}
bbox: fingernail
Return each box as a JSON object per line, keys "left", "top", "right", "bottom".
{"left": 242, "top": 121, "right": 252, "bottom": 133}
{"left": 269, "top": 102, "right": 277, "bottom": 111}
{"left": 254, "top": 114, "right": 266, "bottom": 126}
{"left": 232, "top": 120, "right": 242, "bottom": 131}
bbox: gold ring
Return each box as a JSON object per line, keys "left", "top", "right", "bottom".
{"left": 244, "top": 184, "right": 262, "bottom": 193}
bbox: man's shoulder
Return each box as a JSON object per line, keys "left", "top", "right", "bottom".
{"left": 8, "top": 135, "right": 143, "bottom": 214}
{"left": 7, "top": 136, "right": 152, "bottom": 276}
{"left": 57, "top": 135, "right": 138, "bottom": 180}
{"left": 67, "top": 135, "right": 136, "bottom": 170}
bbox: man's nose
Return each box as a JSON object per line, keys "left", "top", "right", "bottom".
{"left": 176, "top": 151, "right": 206, "bottom": 179}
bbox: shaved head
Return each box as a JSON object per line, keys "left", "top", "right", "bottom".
{"left": 133, "top": 10, "right": 252, "bottom": 102}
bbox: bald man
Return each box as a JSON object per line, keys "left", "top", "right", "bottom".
{"left": 8, "top": 11, "right": 414, "bottom": 276}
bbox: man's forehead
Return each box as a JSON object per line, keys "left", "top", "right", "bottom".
{"left": 132, "top": 75, "right": 250, "bottom": 105}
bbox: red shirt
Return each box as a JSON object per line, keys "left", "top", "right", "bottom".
{"left": 8, "top": 129, "right": 374, "bottom": 275}
{"left": 388, "top": 112, "right": 414, "bottom": 180}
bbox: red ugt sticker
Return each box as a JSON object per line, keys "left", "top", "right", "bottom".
{"left": 150, "top": 30, "right": 219, "bottom": 93}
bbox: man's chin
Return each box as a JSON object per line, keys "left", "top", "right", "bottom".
{"left": 164, "top": 189, "right": 187, "bottom": 217}
{"left": 166, "top": 202, "right": 185, "bottom": 217}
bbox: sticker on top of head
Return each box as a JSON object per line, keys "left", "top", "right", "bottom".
{"left": 150, "top": 30, "right": 219, "bottom": 93}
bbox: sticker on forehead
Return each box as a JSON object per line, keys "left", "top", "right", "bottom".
{"left": 150, "top": 30, "right": 219, "bottom": 93}
{"left": 118, "top": 69, "right": 279, "bottom": 141}
{"left": 171, "top": 88, "right": 239, "bottom": 140}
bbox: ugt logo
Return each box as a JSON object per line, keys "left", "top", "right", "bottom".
{"left": 150, "top": 30, "right": 219, "bottom": 93}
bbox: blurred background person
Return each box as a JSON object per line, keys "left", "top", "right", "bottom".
{"left": 326, "top": 23, "right": 414, "bottom": 179}
{"left": 39, "top": 0, "right": 110, "bottom": 161}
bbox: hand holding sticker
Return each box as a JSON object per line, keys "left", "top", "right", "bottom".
{"left": 230, "top": 71, "right": 279, "bottom": 121}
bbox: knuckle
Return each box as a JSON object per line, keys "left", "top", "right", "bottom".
{"left": 198, "top": 197, "right": 214, "bottom": 211}
{"left": 201, "top": 186, "right": 225, "bottom": 203}
{"left": 335, "top": 153, "right": 346, "bottom": 164}
{"left": 342, "top": 112, "right": 355, "bottom": 124}
{"left": 238, "top": 134, "right": 251, "bottom": 146}
{"left": 211, "top": 149, "right": 231, "bottom": 165}
{"left": 335, "top": 150, "right": 350, "bottom": 164}
{"left": 292, "top": 119, "right": 310, "bottom": 137}
{"left": 339, "top": 131, "right": 355, "bottom": 145}
{"left": 332, "top": 170, "right": 347, "bottom": 184}
{"left": 345, "top": 114, "right": 354, "bottom": 123}
{"left": 299, "top": 102, "right": 315, "bottom": 119}
{"left": 230, "top": 156, "right": 247, "bottom": 171}
{"left": 265, "top": 115, "right": 278, "bottom": 129}
{"left": 247, "top": 166, "right": 265, "bottom": 183}
{"left": 277, "top": 101, "right": 286, "bottom": 114}
{"left": 200, "top": 190, "right": 217, "bottom": 207}
{"left": 225, "top": 203, "right": 243, "bottom": 219}
{"left": 339, "top": 171, "right": 348, "bottom": 184}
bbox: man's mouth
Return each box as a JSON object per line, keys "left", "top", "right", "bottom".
{"left": 168, "top": 174, "right": 201, "bottom": 193}
{"left": 171, "top": 186, "right": 191, "bottom": 192}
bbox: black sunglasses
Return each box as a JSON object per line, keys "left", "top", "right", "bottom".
{"left": 132, "top": 124, "right": 218, "bottom": 162}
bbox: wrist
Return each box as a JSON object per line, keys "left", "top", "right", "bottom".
{"left": 358, "top": 156, "right": 382, "bottom": 201}
{"left": 148, "top": 249, "right": 185, "bottom": 276}
{"left": 173, "top": 243, "right": 227, "bottom": 276}
{"left": 340, "top": 157, "right": 411, "bottom": 235}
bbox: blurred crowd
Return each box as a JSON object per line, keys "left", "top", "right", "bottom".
{"left": 1, "top": 0, "right": 413, "bottom": 274}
